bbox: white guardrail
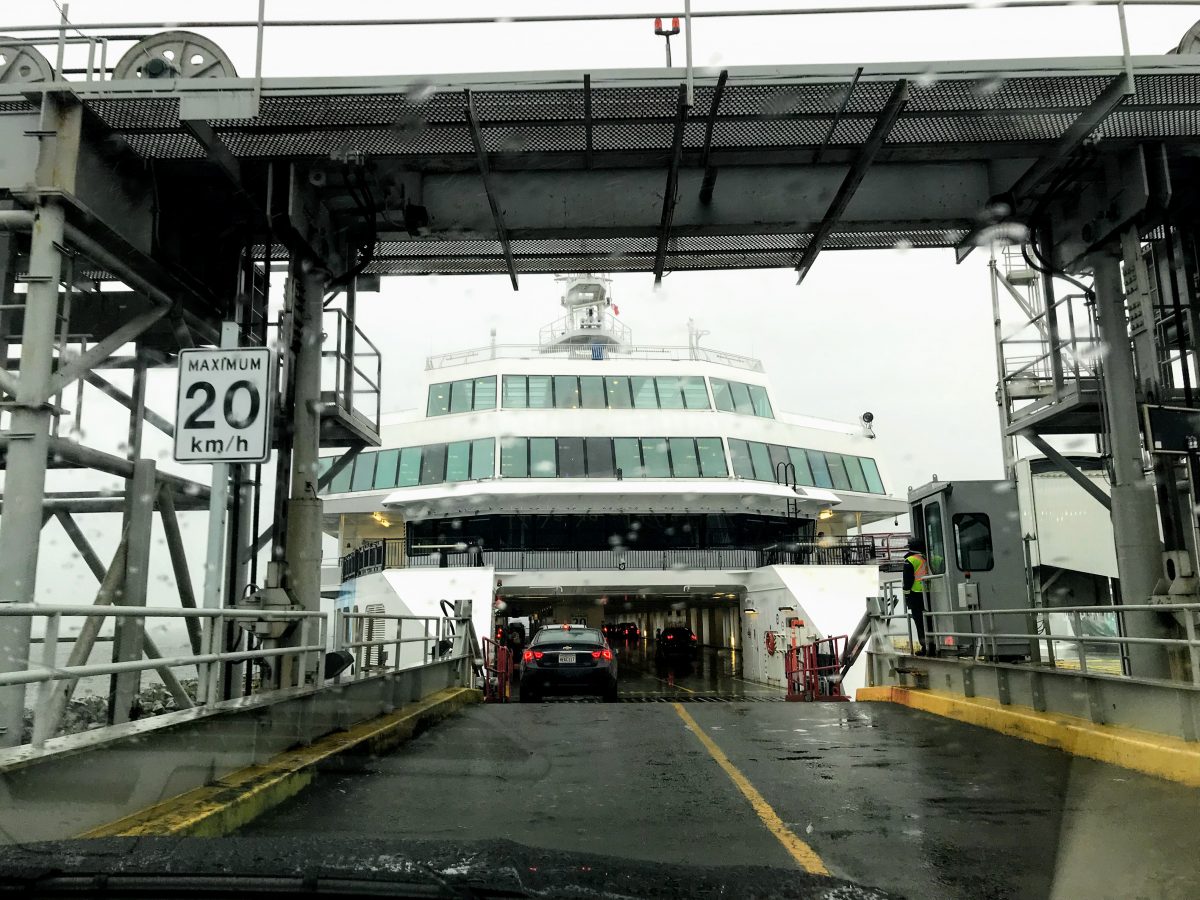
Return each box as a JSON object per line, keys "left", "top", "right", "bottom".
{"left": 869, "top": 600, "right": 1200, "bottom": 685}
{"left": 0, "top": 605, "right": 475, "bottom": 749}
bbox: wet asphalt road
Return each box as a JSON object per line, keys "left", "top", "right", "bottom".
{"left": 242, "top": 652, "right": 1200, "bottom": 899}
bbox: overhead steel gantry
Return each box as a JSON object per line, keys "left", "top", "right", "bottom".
{"left": 3, "top": 29, "right": 1200, "bottom": 743}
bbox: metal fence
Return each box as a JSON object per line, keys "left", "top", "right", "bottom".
{"left": 341, "top": 536, "right": 885, "bottom": 581}
{"left": 337, "top": 611, "right": 472, "bottom": 677}
{"left": 0, "top": 602, "right": 478, "bottom": 749}
{"left": 867, "top": 600, "right": 1200, "bottom": 686}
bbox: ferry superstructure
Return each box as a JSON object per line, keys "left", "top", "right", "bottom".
{"left": 322, "top": 276, "right": 907, "bottom": 686}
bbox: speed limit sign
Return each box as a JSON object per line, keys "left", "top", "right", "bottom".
{"left": 173, "top": 347, "right": 274, "bottom": 464}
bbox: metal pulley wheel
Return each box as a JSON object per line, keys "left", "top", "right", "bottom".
{"left": 1174, "top": 21, "right": 1200, "bottom": 54}
{"left": 0, "top": 39, "right": 53, "bottom": 84}
{"left": 113, "top": 30, "right": 237, "bottom": 80}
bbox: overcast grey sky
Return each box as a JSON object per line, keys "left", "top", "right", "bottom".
{"left": 4, "top": 0, "right": 1197, "bottom": 614}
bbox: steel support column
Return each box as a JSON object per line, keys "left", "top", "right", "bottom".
{"left": 0, "top": 200, "right": 65, "bottom": 747}
{"left": 1092, "top": 251, "right": 1171, "bottom": 679}
{"left": 653, "top": 84, "right": 688, "bottom": 284}
{"left": 795, "top": 79, "right": 909, "bottom": 286}
{"left": 109, "top": 459, "right": 156, "bottom": 724}
{"left": 464, "top": 90, "right": 518, "bottom": 290}
{"left": 280, "top": 264, "right": 326, "bottom": 684}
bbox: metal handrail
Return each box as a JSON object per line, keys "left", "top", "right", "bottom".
{"left": 340, "top": 536, "right": 888, "bottom": 581}
{"left": 867, "top": 601, "right": 1200, "bottom": 686}
{"left": 0, "top": 604, "right": 328, "bottom": 747}
{"left": 335, "top": 611, "right": 473, "bottom": 678}
{"left": 425, "top": 343, "right": 765, "bottom": 372}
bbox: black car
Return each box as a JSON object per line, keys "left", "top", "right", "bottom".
{"left": 654, "top": 626, "right": 699, "bottom": 663}
{"left": 520, "top": 624, "right": 619, "bottom": 702}
{"left": 616, "top": 622, "right": 641, "bottom": 641}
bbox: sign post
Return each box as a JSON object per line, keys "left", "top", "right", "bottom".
{"left": 174, "top": 346, "right": 274, "bottom": 465}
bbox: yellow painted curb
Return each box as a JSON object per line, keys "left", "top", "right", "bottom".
{"left": 80, "top": 686, "right": 482, "bottom": 839}
{"left": 856, "top": 685, "right": 1200, "bottom": 787}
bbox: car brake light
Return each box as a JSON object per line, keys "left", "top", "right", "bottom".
{"left": 523, "top": 650, "right": 543, "bottom": 661}
{"left": 591, "top": 649, "right": 613, "bottom": 660}
{"left": 666, "top": 634, "right": 674, "bottom": 640}
{"left": 690, "top": 634, "right": 697, "bottom": 641}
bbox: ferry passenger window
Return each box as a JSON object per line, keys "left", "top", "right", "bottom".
{"left": 607, "top": 376, "right": 632, "bottom": 408}
{"left": 682, "top": 376, "right": 710, "bottom": 409}
{"left": 373, "top": 449, "right": 400, "bottom": 489}
{"left": 329, "top": 460, "right": 354, "bottom": 493}
{"left": 924, "top": 501, "right": 946, "bottom": 574}
{"left": 450, "top": 380, "right": 473, "bottom": 414}
{"left": 711, "top": 378, "right": 735, "bottom": 412}
{"left": 728, "top": 439, "right": 754, "bottom": 478}
{"left": 808, "top": 451, "right": 833, "bottom": 488}
{"left": 843, "top": 455, "right": 870, "bottom": 492}
{"left": 527, "top": 375, "right": 553, "bottom": 409}
{"left": 631, "top": 376, "right": 658, "bottom": 408}
{"left": 317, "top": 457, "right": 333, "bottom": 481}
{"left": 554, "top": 375, "right": 580, "bottom": 409}
{"left": 556, "top": 437, "right": 586, "bottom": 477}
{"left": 749, "top": 442, "right": 773, "bottom": 481}
{"left": 826, "top": 453, "right": 852, "bottom": 490}
{"left": 614, "top": 437, "right": 643, "bottom": 477}
{"left": 530, "top": 437, "right": 556, "bottom": 475}
{"left": 641, "top": 438, "right": 670, "bottom": 477}
{"left": 579, "top": 376, "right": 606, "bottom": 409}
{"left": 788, "top": 447, "right": 814, "bottom": 486}
{"left": 768, "top": 444, "right": 790, "bottom": 482}
{"left": 502, "top": 375, "right": 527, "bottom": 408}
{"left": 953, "top": 512, "right": 994, "bottom": 571}
{"left": 427, "top": 382, "right": 451, "bottom": 416}
{"left": 655, "top": 376, "right": 685, "bottom": 409}
{"left": 445, "top": 441, "right": 471, "bottom": 482}
{"left": 860, "top": 457, "right": 885, "bottom": 494}
{"left": 420, "top": 444, "right": 447, "bottom": 485}
{"left": 748, "top": 384, "right": 774, "bottom": 418}
{"left": 730, "top": 381, "right": 754, "bottom": 415}
{"left": 586, "top": 437, "right": 614, "bottom": 477}
{"left": 351, "top": 453, "right": 377, "bottom": 491}
{"left": 471, "top": 438, "right": 495, "bottom": 480}
{"left": 500, "top": 437, "right": 528, "bottom": 477}
{"left": 669, "top": 438, "right": 699, "bottom": 477}
{"left": 397, "top": 447, "right": 422, "bottom": 486}
{"left": 697, "top": 438, "right": 728, "bottom": 477}
{"left": 473, "top": 376, "right": 496, "bottom": 409}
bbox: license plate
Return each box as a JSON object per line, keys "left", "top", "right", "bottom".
{"left": 559, "top": 653, "right": 576, "bottom": 665}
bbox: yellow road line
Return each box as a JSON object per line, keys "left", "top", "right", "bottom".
{"left": 672, "top": 703, "right": 829, "bottom": 875}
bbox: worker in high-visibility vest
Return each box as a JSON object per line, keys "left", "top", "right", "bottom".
{"left": 903, "top": 537, "right": 931, "bottom": 655}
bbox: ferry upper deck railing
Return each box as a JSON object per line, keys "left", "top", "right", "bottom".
{"left": 340, "top": 536, "right": 893, "bottom": 581}
{"left": 0, "top": 1, "right": 1155, "bottom": 91}
{"left": 539, "top": 310, "right": 632, "bottom": 347}
{"left": 425, "top": 343, "right": 764, "bottom": 372}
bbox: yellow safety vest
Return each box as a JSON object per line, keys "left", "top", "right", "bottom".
{"left": 906, "top": 553, "right": 929, "bottom": 593}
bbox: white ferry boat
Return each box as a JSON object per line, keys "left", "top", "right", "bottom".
{"left": 321, "top": 276, "right": 907, "bottom": 688}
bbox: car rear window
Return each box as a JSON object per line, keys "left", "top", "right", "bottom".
{"left": 661, "top": 628, "right": 693, "bottom": 638}
{"left": 532, "top": 629, "right": 603, "bottom": 646}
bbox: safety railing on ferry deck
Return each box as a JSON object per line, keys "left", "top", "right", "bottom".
{"left": 866, "top": 601, "right": 1200, "bottom": 686}
{"left": 0, "top": 604, "right": 327, "bottom": 748}
{"left": 0, "top": 603, "right": 480, "bottom": 749}
{"left": 335, "top": 611, "right": 472, "bottom": 678}
{"left": 424, "top": 343, "right": 765, "bottom": 373}
{"left": 340, "top": 537, "right": 891, "bottom": 581}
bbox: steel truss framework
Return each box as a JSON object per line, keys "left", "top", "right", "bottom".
{"left": 2, "top": 53, "right": 1200, "bottom": 743}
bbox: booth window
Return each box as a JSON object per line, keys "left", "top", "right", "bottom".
{"left": 953, "top": 512, "right": 995, "bottom": 571}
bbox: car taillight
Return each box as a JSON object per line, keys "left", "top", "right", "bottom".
{"left": 690, "top": 634, "right": 697, "bottom": 641}
{"left": 666, "top": 634, "right": 674, "bottom": 640}
{"left": 591, "top": 649, "right": 613, "bottom": 660}
{"left": 523, "top": 650, "right": 543, "bottom": 661}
